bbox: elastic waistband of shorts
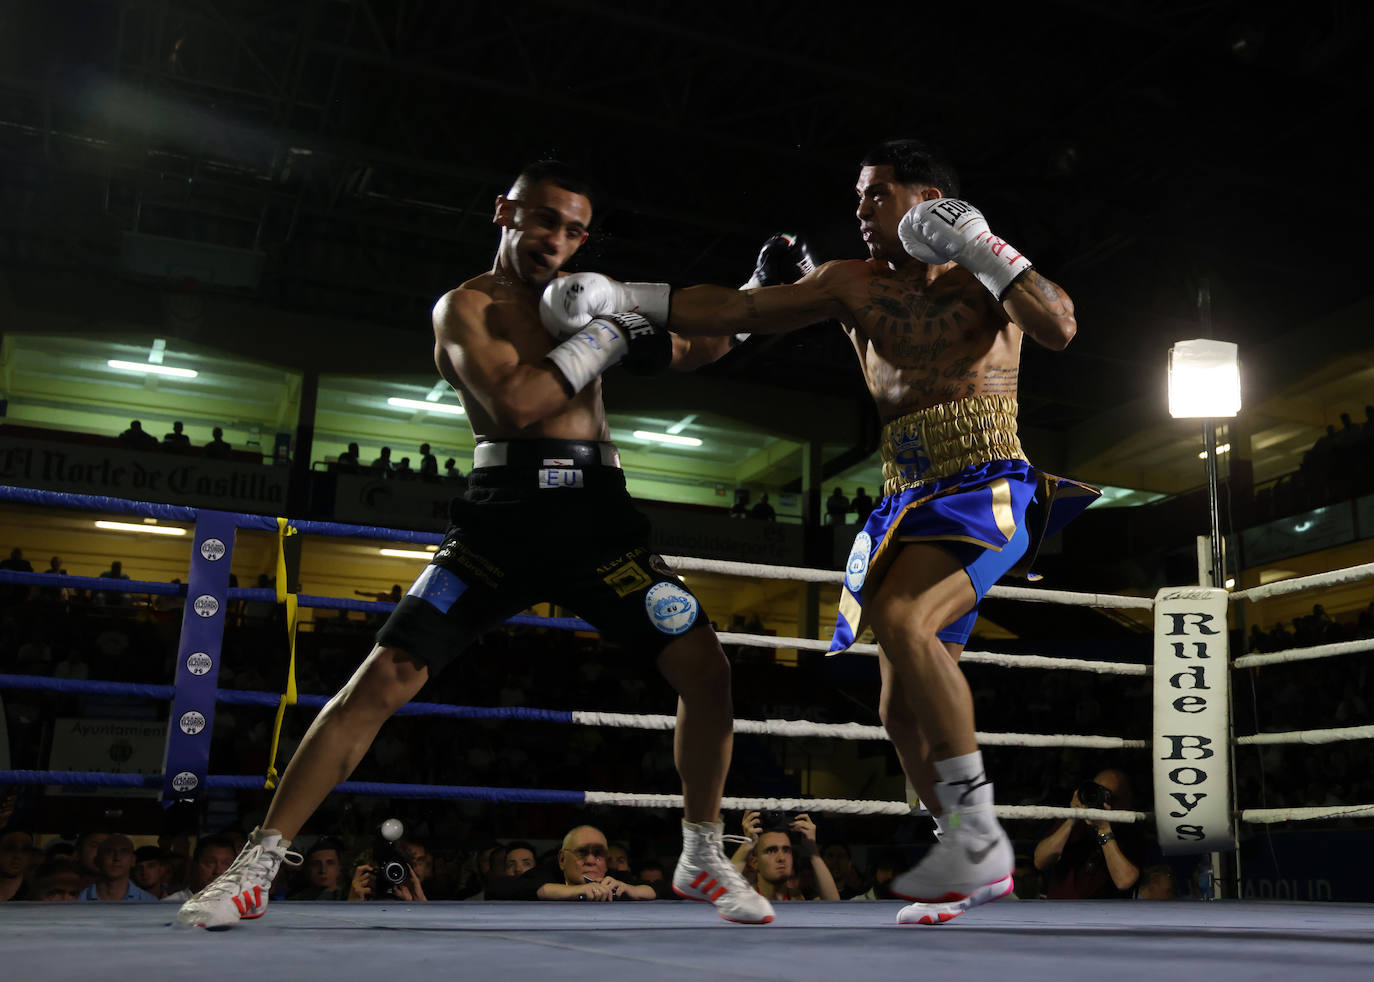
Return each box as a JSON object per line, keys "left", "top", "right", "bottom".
{"left": 472, "top": 439, "right": 621, "bottom": 470}
{"left": 880, "top": 395, "right": 1026, "bottom": 496}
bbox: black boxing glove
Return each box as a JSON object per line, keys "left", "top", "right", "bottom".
{"left": 546, "top": 311, "right": 672, "bottom": 395}
{"left": 742, "top": 233, "right": 816, "bottom": 289}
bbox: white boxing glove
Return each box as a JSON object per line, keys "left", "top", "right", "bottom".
{"left": 897, "top": 198, "right": 1032, "bottom": 300}
{"left": 539, "top": 272, "right": 671, "bottom": 338}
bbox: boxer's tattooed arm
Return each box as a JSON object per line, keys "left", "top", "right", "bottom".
{"left": 1006, "top": 270, "right": 1076, "bottom": 348}
{"left": 743, "top": 293, "right": 761, "bottom": 320}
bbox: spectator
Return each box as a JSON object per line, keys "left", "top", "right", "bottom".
{"left": 336, "top": 443, "right": 362, "bottom": 472}
{"left": 851, "top": 486, "right": 874, "bottom": 518}
{"left": 750, "top": 492, "right": 776, "bottom": 521}
{"left": 1010, "top": 852, "right": 1043, "bottom": 900}
{"left": 1, "top": 547, "right": 33, "bottom": 572}
{"left": 29, "top": 861, "right": 83, "bottom": 902}
{"left": 79, "top": 834, "right": 157, "bottom": 902}
{"left": 72, "top": 830, "right": 108, "bottom": 890}
{"left": 0, "top": 548, "right": 33, "bottom": 605}
{"left": 98, "top": 560, "right": 132, "bottom": 606}
{"left": 444, "top": 458, "right": 462, "bottom": 481}
{"left": 488, "top": 825, "right": 657, "bottom": 901}
{"left": 393, "top": 456, "right": 413, "bottom": 479}
{"left": 1, "top": 828, "right": 32, "bottom": 901}
{"left": 851, "top": 846, "right": 907, "bottom": 900}
{"left": 729, "top": 490, "right": 750, "bottom": 519}
{"left": 1135, "top": 864, "right": 1178, "bottom": 900}
{"left": 399, "top": 838, "right": 437, "bottom": 898}
{"left": 290, "top": 837, "right": 346, "bottom": 900}
{"left": 821, "top": 841, "right": 868, "bottom": 899}
{"left": 164, "top": 834, "right": 238, "bottom": 902}
{"left": 419, "top": 444, "right": 439, "bottom": 481}
{"left": 204, "top": 427, "right": 233, "bottom": 459}
{"left": 118, "top": 420, "right": 158, "bottom": 450}
{"left": 1033, "top": 768, "right": 1146, "bottom": 899}
{"left": 370, "top": 446, "right": 393, "bottom": 475}
{"left": 636, "top": 859, "right": 666, "bottom": 885}
{"left": 732, "top": 811, "right": 839, "bottom": 901}
{"left": 825, "top": 487, "right": 851, "bottom": 526}
{"left": 163, "top": 421, "right": 191, "bottom": 451}
{"left": 504, "top": 841, "right": 537, "bottom": 878}
{"left": 606, "top": 841, "right": 632, "bottom": 875}
{"left": 131, "top": 845, "right": 170, "bottom": 898}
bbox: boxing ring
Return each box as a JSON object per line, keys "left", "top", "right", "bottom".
{"left": 2, "top": 485, "right": 1373, "bottom": 980}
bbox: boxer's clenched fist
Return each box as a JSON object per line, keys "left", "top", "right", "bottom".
{"left": 540, "top": 272, "right": 670, "bottom": 337}
{"left": 546, "top": 311, "right": 672, "bottom": 395}
{"left": 898, "top": 198, "right": 1032, "bottom": 300}
{"left": 742, "top": 233, "right": 816, "bottom": 289}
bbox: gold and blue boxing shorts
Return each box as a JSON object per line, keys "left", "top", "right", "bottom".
{"left": 830, "top": 395, "right": 1100, "bottom": 651}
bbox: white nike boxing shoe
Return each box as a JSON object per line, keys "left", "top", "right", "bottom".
{"left": 891, "top": 808, "right": 1014, "bottom": 925}
{"left": 672, "top": 820, "right": 775, "bottom": 924}
{"left": 175, "top": 827, "right": 301, "bottom": 930}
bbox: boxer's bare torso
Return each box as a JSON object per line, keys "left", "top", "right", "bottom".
{"left": 821, "top": 258, "right": 1024, "bottom": 423}
{"left": 435, "top": 270, "right": 611, "bottom": 444}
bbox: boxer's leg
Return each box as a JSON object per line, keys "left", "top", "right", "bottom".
{"left": 655, "top": 627, "right": 733, "bottom": 824}
{"left": 263, "top": 644, "right": 429, "bottom": 840}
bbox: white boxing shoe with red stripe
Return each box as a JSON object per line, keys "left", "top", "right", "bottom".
{"left": 176, "top": 827, "right": 301, "bottom": 930}
{"left": 672, "top": 820, "right": 774, "bottom": 924}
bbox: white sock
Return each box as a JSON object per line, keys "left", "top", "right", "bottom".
{"left": 933, "top": 751, "right": 999, "bottom": 838}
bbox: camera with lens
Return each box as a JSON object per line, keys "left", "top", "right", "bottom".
{"left": 1077, "top": 781, "right": 1113, "bottom": 809}
{"left": 369, "top": 821, "right": 411, "bottom": 897}
{"left": 758, "top": 809, "right": 796, "bottom": 831}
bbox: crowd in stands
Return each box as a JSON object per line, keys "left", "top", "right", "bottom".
{"left": 328, "top": 442, "right": 465, "bottom": 484}
{"left": 117, "top": 420, "right": 235, "bottom": 459}
{"left": 1247, "top": 405, "right": 1374, "bottom": 523}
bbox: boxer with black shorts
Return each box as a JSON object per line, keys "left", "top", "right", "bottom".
{"left": 177, "top": 160, "right": 774, "bottom": 929}
{"left": 541, "top": 140, "right": 1099, "bottom": 925}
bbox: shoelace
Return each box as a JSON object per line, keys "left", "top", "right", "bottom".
{"left": 195, "top": 843, "right": 303, "bottom": 902}
{"left": 698, "top": 832, "right": 756, "bottom": 895}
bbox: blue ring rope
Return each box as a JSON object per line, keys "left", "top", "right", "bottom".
{"left": 0, "top": 770, "right": 588, "bottom": 803}
{"left": 0, "top": 674, "right": 577, "bottom": 723}
{"left": 0, "top": 484, "right": 445, "bottom": 543}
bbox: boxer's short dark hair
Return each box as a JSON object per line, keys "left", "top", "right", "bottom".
{"left": 861, "top": 140, "right": 961, "bottom": 198}
{"left": 514, "top": 159, "right": 596, "bottom": 210}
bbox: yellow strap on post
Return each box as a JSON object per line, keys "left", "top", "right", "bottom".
{"left": 264, "top": 517, "right": 300, "bottom": 789}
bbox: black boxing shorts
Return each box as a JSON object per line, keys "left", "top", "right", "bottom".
{"left": 375, "top": 439, "right": 709, "bottom": 675}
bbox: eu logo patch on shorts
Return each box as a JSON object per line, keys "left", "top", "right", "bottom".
{"left": 644, "top": 581, "right": 698, "bottom": 635}
{"left": 406, "top": 565, "right": 468, "bottom": 614}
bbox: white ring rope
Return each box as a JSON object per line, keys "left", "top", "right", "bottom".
{"left": 583, "top": 791, "right": 1148, "bottom": 823}
{"left": 1236, "top": 724, "right": 1374, "bottom": 747}
{"left": 1230, "top": 561, "right": 1374, "bottom": 603}
{"left": 662, "top": 554, "right": 1155, "bottom": 609}
{"left": 1240, "top": 804, "right": 1374, "bottom": 824}
{"left": 715, "top": 632, "right": 1149, "bottom": 676}
{"left": 571, "top": 711, "right": 1146, "bottom": 749}
{"left": 1232, "top": 636, "right": 1374, "bottom": 669}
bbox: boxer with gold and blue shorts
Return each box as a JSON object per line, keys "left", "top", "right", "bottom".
{"left": 830, "top": 394, "right": 1099, "bottom": 652}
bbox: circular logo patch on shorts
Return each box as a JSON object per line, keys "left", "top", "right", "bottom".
{"left": 644, "top": 581, "right": 699, "bottom": 636}
{"left": 845, "top": 531, "right": 872, "bottom": 593}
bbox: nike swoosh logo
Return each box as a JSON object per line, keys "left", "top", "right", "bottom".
{"left": 965, "top": 840, "right": 997, "bottom": 864}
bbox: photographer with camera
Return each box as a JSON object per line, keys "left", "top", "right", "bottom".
{"left": 1032, "top": 768, "right": 1144, "bottom": 899}
{"left": 347, "top": 820, "right": 428, "bottom": 902}
{"left": 729, "top": 810, "right": 840, "bottom": 902}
